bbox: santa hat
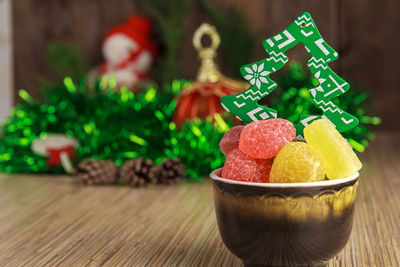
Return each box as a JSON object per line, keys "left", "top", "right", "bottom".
{"left": 103, "top": 15, "right": 157, "bottom": 56}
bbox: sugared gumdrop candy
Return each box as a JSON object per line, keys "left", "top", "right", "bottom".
{"left": 222, "top": 148, "right": 271, "bottom": 183}
{"left": 270, "top": 142, "right": 325, "bottom": 183}
{"left": 219, "top": 125, "right": 244, "bottom": 156}
{"left": 239, "top": 119, "right": 296, "bottom": 159}
{"left": 304, "top": 119, "right": 362, "bottom": 180}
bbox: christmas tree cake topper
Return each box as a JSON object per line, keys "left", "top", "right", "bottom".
{"left": 221, "top": 12, "right": 359, "bottom": 135}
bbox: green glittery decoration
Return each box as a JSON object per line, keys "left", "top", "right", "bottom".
{"left": 0, "top": 78, "right": 185, "bottom": 174}
{"left": 0, "top": 77, "right": 232, "bottom": 178}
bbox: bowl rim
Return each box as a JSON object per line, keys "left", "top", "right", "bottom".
{"left": 210, "top": 168, "right": 359, "bottom": 188}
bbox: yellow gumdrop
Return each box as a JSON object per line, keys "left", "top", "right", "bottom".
{"left": 270, "top": 142, "right": 325, "bottom": 183}
{"left": 304, "top": 119, "right": 362, "bottom": 180}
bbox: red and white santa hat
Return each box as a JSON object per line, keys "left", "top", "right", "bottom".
{"left": 103, "top": 15, "right": 157, "bottom": 56}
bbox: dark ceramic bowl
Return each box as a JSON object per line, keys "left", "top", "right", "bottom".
{"left": 210, "top": 168, "right": 359, "bottom": 267}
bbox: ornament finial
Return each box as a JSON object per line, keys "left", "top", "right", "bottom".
{"left": 193, "top": 23, "right": 221, "bottom": 82}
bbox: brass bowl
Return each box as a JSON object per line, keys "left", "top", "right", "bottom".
{"left": 210, "top": 168, "right": 359, "bottom": 267}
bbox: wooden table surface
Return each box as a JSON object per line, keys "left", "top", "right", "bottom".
{"left": 0, "top": 132, "right": 399, "bottom": 267}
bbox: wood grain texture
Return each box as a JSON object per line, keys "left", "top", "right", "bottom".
{"left": 11, "top": 0, "right": 400, "bottom": 129}
{"left": 338, "top": 0, "right": 400, "bottom": 130}
{"left": 0, "top": 131, "right": 398, "bottom": 266}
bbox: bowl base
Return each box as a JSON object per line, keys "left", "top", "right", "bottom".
{"left": 242, "top": 261, "right": 326, "bottom": 267}
{"left": 243, "top": 261, "right": 327, "bottom": 267}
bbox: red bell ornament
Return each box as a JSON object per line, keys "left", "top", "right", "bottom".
{"left": 173, "top": 24, "right": 248, "bottom": 128}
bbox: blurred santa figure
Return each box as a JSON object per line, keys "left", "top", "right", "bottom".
{"left": 93, "top": 16, "right": 157, "bottom": 90}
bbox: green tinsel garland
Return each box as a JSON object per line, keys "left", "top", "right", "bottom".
{"left": 0, "top": 77, "right": 232, "bottom": 178}
{"left": 0, "top": 78, "right": 186, "bottom": 173}
{"left": 0, "top": 77, "right": 229, "bottom": 177}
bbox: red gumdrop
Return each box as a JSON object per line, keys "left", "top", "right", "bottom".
{"left": 239, "top": 118, "right": 295, "bottom": 159}
{"left": 222, "top": 148, "right": 271, "bottom": 183}
{"left": 219, "top": 125, "right": 245, "bottom": 156}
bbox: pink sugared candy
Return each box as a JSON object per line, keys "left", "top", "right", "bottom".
{"left": 219, "top": 125, "right": 244, "bottom": 156}
{"left": 239, "top": 119, "right": 295, "bottom": 159}
{"left": 222, "top": 148, "right": 271, "bottom": 183}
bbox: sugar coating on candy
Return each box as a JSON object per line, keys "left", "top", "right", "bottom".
{"left": 219, "top": 125, "right": 245, "bottom": 156}
{"left": 304, "top": 119, "right": 362, "bottom": 180}
{"left": 239, "top": 119, "right": 296, "bottom": 159}
{"left": 222, "top": 148, "right": 271, "bottom": 183}
{"left": 270, "top": 142, "right": 325, "bottom": 183}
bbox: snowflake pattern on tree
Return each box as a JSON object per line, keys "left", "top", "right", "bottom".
{"left": 221, "top": 12, "right": 359, "bottom": 135}
{"left": 243, "top": 63, "right": 270, "bottom": 89}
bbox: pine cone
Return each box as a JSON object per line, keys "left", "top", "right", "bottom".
{"left": 292, "top": 136, "right": 306, "bottom": 143}
{"left": 74, "top": 159, "right": 118, "bottom": 185}
{"left": 154, "top": 158, "right": 185, "bottom": 185}
{"left": 119, "top": 158, "right": 155, "bottom": 187}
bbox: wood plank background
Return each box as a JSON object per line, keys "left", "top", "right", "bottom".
{"left": 0, "top": 131, "right": 398, "bottom": 266}
{"left": 12, "top": 0, "right": 400, "bottom": 129}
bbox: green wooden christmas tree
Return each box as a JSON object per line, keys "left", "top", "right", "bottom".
{"left": 221, "top": 12, "right": 359, "bottom": 135}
